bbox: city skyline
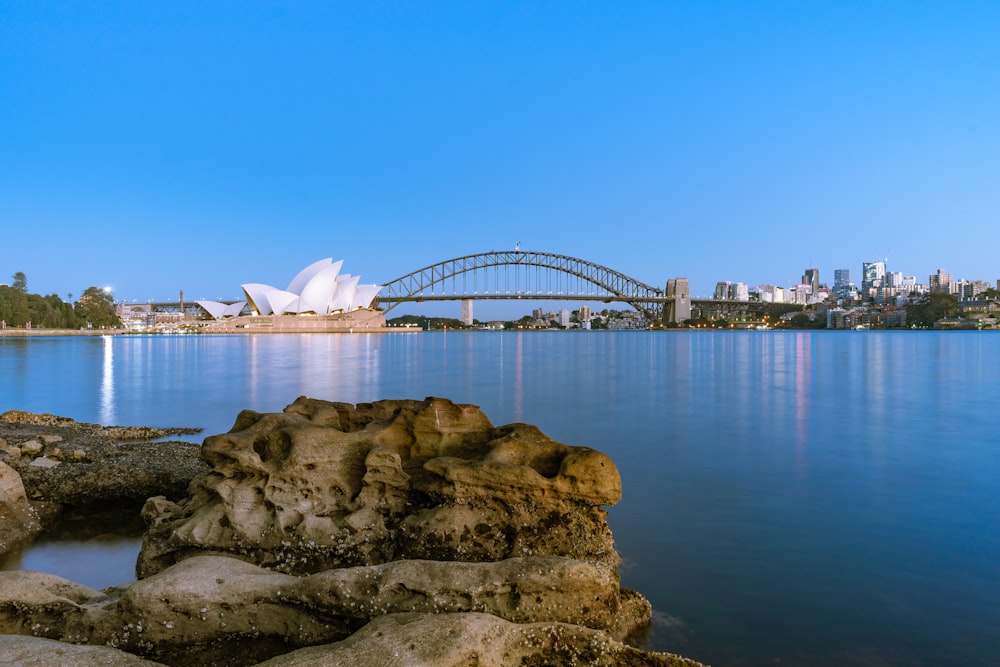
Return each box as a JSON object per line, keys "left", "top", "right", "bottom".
{"left": 3, "top": 3, "right": 999, "bottom": 321}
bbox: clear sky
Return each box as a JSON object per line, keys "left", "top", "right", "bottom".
{"left": 2, "top": 1, "right": 998, "bottom": 319}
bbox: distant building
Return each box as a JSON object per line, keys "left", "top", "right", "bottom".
{"left": 802, "top": 268, "right": 819, "bottom": 292}
{"left": 558, "top": 309, "right": 571, "bottom": 328}
{"left": 754, "top": 284, "right": 786, "bottom": 303}
{"left": 862, "top": 261, "right": 885, "bottom": 297}
{"left": 579, "top": 305, "right": 592, "bottom": 322}
{"left": 714, "top": 281, "right": 732, "bottom": 300}
{"left": 929, "top": 268, "right": 953, "bottom": 294}
{"left": 833, "top": 269, "right": 851, "bottom": 289}
{"left": 461, "top": 299, "right": 474, "bottom": 326}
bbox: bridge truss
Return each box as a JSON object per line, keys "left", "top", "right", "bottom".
{"left": 377, "top": 250, "right": 670, "bottom": 323}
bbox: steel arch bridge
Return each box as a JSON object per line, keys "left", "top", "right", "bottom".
{"left": 377, "top": 250, "right": 672, "bottom": 323}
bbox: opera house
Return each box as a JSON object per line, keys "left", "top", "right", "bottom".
{"left": 197, "top": 258, "right": 390, "bottom": 333}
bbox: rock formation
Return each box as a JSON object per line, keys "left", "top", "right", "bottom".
{"left": 0, "top": 460, "right": 43, "bottom": 555}
{"left": 138, "top": 397, "right": 621, "bottom": 578}
{"left": 0, "top": 411, "right": 205, "bottom": 510}
{"left": 0, "top": 398, "right": 707, "bottom": 666}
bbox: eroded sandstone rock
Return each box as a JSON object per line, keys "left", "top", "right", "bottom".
{"left": 0, "top": 461, "right": 43, "bottom": 556}
{"left": 139, "top": 397, "right": 621, "bottom": 578}
{"left": 0, "top": 635, "right": 166, "bottom": 666}
{"left": 0, "top": 412, "right": 206, "bottom": 506}
{"left": 0, "top": 399, "right": 707, "bottom": 667}
{"left": 253, "top": 612, "right": 704, "bottom": 667}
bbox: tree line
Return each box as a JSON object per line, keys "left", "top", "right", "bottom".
{"left": 0, "top": 272, "right": 120, "bottom": 329}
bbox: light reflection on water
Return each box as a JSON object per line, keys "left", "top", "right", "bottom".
{"left": 100, "top": 334, "right": 116, "bottom": 424}
{"left": 1, "top": 331, "right": 998, "bottom": 667}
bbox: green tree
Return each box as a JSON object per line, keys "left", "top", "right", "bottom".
{"left": 785, "top": 313, "right": 826, "bottom": 329}
{"left": 907, "top": 292, "right": 958, "bottom": 328}
{"left": 0, "top": 284, "right": 30, "bottom": 326}
{"left": 76, "top": 286, "right": 120, "bottom": 329}
{"left": 11, "top": 272, "right": 27, "bottom": 294}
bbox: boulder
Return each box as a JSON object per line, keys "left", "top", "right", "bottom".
{"left": 0, "top": 461, "right": 42, "bottom": 556}
{"left": 138, "top": 397, "right": 620, "bottom": 577}
{"left": 253, "top": 612, "right": 703, "bottom": 667}
{"left": 0, "top": 635, "right": 166, "bottom": 666}
{"left": 0, "top": 399, "right": 708, "bottom": 667}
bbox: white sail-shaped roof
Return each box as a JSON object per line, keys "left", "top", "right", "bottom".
{"left": 297, "top": 262, "right": 344, "bottom": 314}
{"left": 197, "top": 300, "right": 229, "bottom": 320}
{"left": 224, "top": 302, "right": 247, "bottom": 317}
{"left": 265, "top": 290, "right": 300, "bottom": 316}
{"left": 239, "top": 259, "right": 379, "bottom": 318}
{"left": 286, "top": 258, "right": 337, "bottom": 295}
{"left": 241, "top": 283, "right": 276, "bottom": 315}
{"left": 197, "top": 300, "right": 247, "bottom": 320}
{"left": 330, "top": 275, "right": 360, "bottom": 313}
{"left": 352, "top": 285, "right": 381, "bottom": 310}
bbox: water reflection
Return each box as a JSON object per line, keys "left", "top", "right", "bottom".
{"left": 2, "top": 332, "right": 999, "bottom": 667}
{"left": 100, "top": 335, "right": 116, "bottom": 424}
{"left": 794, "top": 332, "right": 811, "bottom": 476}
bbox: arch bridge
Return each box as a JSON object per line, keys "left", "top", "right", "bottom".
{"left": 377, "top": 250, "right": 675, "bottom": 323}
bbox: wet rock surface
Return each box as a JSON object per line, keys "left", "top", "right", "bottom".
{"left": 0, "top": 411, "right": 206, "bottom": 511}
{"left": 0, "top": 398, "right": 707, "bottom": 666}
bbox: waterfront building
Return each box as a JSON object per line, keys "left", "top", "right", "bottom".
{"left": 461, "top": 299, "right": 474, "bottom": 326}
{"left": 239, "top": 258, "right": 381, "bottom": 317}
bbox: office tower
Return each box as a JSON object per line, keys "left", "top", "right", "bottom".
{"left": 862, "top": 261, "right": 886, "bottom": 294}
{"left": 802, "top": 268, "right": 819, "bottom": 292}
{"left": 834, "top": 269, "right": 851, "bottom": 289}
{"left": 929, "top": 269, "right": 953, "bottom": 294}
{"left": 714, "top": 281, "right": 732, "bottom": 300}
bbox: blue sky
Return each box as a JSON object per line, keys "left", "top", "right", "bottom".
{"left": 2, "top": 1, "right": 998, "bottom": 319}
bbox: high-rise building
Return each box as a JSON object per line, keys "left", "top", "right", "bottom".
{"left": 461, "top": 299, "right": 474, "bottom": 326}
{"left": 929, "top": 269, "right": 953, "bottom": 294}
{"left": 834, "top": 269, "right": 852, "bottom": 289}
{"left": 579, "top": 305, "right": 592, "bottom": 321}
{"left": 802, "top": 268, "right": 819, "bottom": 292}
{"left": 862, "top": 261, "right": 886, "bottom": 295}
{"left": 714, "top": 281, "right": 733, "bottom": 300}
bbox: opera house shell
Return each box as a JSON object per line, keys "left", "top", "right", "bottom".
{"left": 239, "top": 258, "right": 382, "bottom": 317}
{"left": 196, "top": 259, "right": 387, "bottom": 332}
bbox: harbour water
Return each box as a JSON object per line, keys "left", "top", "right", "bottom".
{"left": 1, "top": 331, "right": 998, "bottom": 666}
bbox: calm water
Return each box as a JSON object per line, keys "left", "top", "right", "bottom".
{"left": 1, "top": 331, "right": 998, "bottom": 666}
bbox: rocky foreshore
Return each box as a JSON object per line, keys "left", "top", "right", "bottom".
{"left": 0, "top": 398, "right": 707, "bottom": 666}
